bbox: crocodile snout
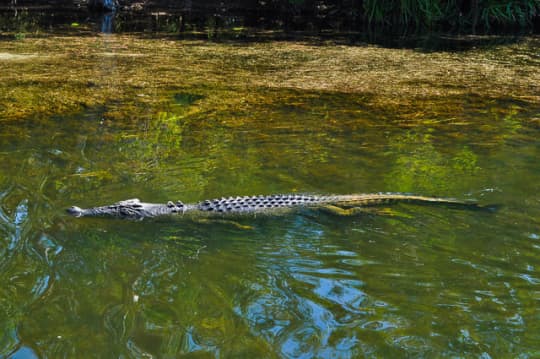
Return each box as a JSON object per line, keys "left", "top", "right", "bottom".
{"left": 66, "top": 206, "right": 83, "bottom": 217}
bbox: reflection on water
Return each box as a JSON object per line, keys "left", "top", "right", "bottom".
{"left": 1, "top": 32, "right": 540, "bottom": 357}
{"left": 100, "top": 13, "right": 115, "bottom": 34}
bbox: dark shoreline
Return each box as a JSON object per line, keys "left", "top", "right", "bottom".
{"left": 1, "top": 1, "right": 539, "bottom": 37}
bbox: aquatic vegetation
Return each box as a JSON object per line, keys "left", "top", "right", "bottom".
{"left": 362, "top": 0, "right": 539, "bottom": 32}
{"left": 0, "top": 33, "right": 538, "bottom": 124}
{"left": 1, "top": 29, "right": 540, "bottom": 358}
{"left": 385, "top": 132, "right": 481, "bottom": 193}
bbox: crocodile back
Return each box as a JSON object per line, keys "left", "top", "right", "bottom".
{"left": 195, "top": 194, "right": 331, "bottom": 214}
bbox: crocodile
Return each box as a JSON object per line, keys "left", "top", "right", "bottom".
{"left": 66, "top": 193, "right": 482, "bottom": 220}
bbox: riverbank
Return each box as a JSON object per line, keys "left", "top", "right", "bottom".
{"left": 1, "top": 0, "right": 540, "bottom": 35}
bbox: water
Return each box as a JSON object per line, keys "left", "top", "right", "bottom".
{"left": 1, "top": 29, "right": 539, "bottom": 357}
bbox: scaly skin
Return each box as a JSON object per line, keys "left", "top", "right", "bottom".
{"left": 66, "top": 193, "right": 479, "bottom": 220}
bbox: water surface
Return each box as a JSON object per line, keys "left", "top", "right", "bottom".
{"left": 1, "top": 30, "right": 539, "bottom": 357}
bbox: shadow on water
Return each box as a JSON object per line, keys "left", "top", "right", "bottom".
{"left": 1, "top": 5, "right": 538, "bottom": 51}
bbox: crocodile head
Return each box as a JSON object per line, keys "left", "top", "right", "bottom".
{"left": 66, "top": 199, "right": 175, "bottom": 219}
{"left": 67, "top": 206, "right": 84, "bottom": 217}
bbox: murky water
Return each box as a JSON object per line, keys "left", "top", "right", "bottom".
{"left": 1, "top": 28, "right": 539, "bottom": 357}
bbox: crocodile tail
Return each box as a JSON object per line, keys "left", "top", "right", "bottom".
{"left": 336, "top": 193, "right": 490, "bottom": 210}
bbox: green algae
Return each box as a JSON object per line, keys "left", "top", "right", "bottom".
{"left": 0, "top": 33, "right": 538, "bottom": 126}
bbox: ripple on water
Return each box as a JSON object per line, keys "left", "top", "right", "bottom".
{"left": 30, "top": 274, "right": 51, "bottom": 300}
{"left": 279, "top": 298, "right": 339, "bottom": 358}
{"left": 103, "top": 303, "right": 131, "bottom": 343}
{"left": 361, "top": 320, "right": 398, "bottom": 331}
{"left": 0, "top": 325, "right": 20, "bottom": 358}
{"left": 291, "top": 274, "right": 367, "bottom": 313}
{"left": 0, "top": 193, "right": 29, "bottom": 252}
{"left": 392, "top": 335, "right": 434, "bottom": 357}
{"left": 32, "top": 233, "right": 64, "bottom": 266}
{"left": 517, "top": 273, "right": 540, "bottom": 285}
{"left": 6, "top": 346, "right": 39, "bottom": 359}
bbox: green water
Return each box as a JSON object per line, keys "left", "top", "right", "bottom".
{"left": 1, "top": 31, "right": 540, "bottom": 358}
